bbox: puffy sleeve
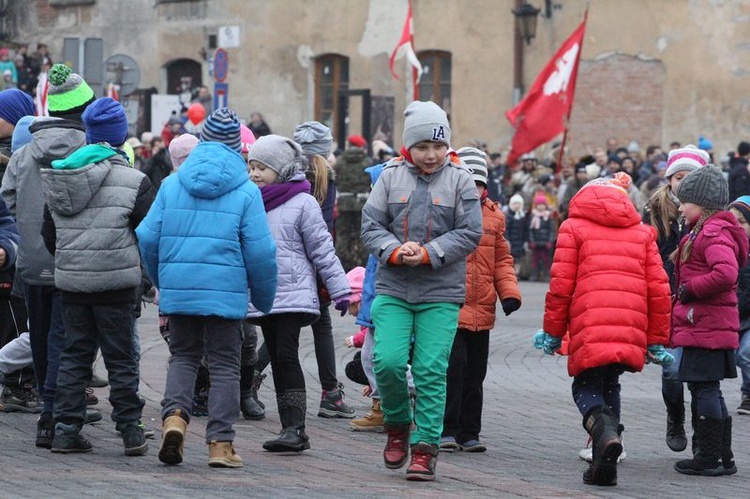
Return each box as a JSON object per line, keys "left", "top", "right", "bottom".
{"left": 645, "top": 229, "right": 671, "bottom": 345}
{"left": 492, "top": 208, "right": 521, "bottom": 302}
{"left": 543, "top": 220, "right": 579, "bottom": 337}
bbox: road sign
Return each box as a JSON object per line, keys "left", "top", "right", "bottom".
{"left": 214, "top": 82, "right": 228, "bottom": 109}
{"left": 214, "top": 48, "right": 228, "bottom": 83}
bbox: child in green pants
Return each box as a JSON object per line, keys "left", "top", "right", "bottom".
{"left": 360, "top": 101, "right": 482, "bottom": 481}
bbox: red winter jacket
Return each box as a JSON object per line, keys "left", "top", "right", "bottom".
{"left": 671, "top": 211, "right": 749, "bottom": 350}
{"left": 458, "top": 198, "right": 522, "bottom": 331}
{"left": 543, "top": 185, "right": 671, "bottom": 376}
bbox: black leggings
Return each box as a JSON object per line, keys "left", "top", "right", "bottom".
{"left": 256, "top": 313, "right": 308, "bottom": 394}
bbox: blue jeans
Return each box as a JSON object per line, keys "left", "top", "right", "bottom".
{"left": 55, "top": 301, "right": 143, "bottom": 429}
{"left": 738, "top": 332, "right": 750, "bottom": 397}
{"left": 162, "top": 315, "right": 242, "bottom": 442}
{"left": 25, "top": 284, "right": 67, "bottom": 416}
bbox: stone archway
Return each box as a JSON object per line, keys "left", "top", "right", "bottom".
{"left": 164, "top": 58, "right": 202, "bottom": 97}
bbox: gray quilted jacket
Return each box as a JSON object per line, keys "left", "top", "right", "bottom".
{"left": 361, "top": 155, "right": 483, "bottom": 304}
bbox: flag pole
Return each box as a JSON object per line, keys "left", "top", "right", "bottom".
{"left": 555, "top": 7, "right": 589, "bottom": 172}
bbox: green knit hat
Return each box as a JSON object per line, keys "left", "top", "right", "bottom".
{"left": 47, "top": 64, "right": 96, "bottom": 118}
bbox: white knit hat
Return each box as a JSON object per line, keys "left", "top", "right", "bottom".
{"left": 402, "top": 101, "right": 451, "bottom": 150}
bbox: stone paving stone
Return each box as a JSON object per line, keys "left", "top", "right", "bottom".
{"left": 0, "top": 281, "right": 747, "bottom": 497}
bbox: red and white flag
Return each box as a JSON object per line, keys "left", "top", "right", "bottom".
{"left": 106, "top": 82, "right": 120, "bottom": 101}
{"left": 505, "top": 14, "right": 588, "bottom": 166}
{"left": 389, "top": 0, "right": 423, "bottom": 92}
{"left": 34, "top": 71, "right": 49, "bottom": 116}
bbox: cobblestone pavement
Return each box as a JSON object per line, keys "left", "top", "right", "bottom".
{"left": 0, "top": 281, "right": 747, "bottom": 498}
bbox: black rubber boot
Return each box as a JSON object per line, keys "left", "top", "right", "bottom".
{"left": 263, "top": 389, "right": 310, "bottom": 452}
{"left": 721, "top": 416, "right": 736, "bottom": 475}
{"left": 582, "top": 406, "right": 622, "bottom": 486}
{"left": 674, "top": 416, "right": 724, "bottom": 476}
{"left": 240, "top": 364, "right": 264, "bottom": 420}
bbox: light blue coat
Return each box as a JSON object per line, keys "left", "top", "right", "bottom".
{"left": 136, "top": 141, "right": 277, "bottom": 319}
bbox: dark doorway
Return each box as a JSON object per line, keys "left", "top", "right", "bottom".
{"left": 165, "top": 58, "right": 202, "bottom": 96}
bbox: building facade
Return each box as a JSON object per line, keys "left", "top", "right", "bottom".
{"left": 5, "top": 0, "right": 750, "bottom": 158}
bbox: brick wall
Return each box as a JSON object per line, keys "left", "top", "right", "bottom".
{"left": 568, "top": 54, "right": 666, "bottom": 158}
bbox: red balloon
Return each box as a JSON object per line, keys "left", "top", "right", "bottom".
{"left": 187, "top": 103, "right": 206, "bottom": 125}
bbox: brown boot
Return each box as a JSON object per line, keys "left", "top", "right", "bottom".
{"left": 208, "top": 441, "right": 243, "bottom": 468}
{"left": 158, "top": 409, "right": 188, "bottom": 465}
{"left": 349, "top": 399, "right": 384, "bottom": 432}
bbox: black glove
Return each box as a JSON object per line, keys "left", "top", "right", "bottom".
{"left": 676, "top": 284, "right": 692, "bottom": 303}
{"left": 501, "top": 298, "right": 521, "bottom": 316}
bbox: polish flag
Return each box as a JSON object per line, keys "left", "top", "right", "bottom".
{"left": 505, "top": 14, "right": 588, "bottom": 166}
{"left": 389, "top": 0, "right": 423, "bottom": 92}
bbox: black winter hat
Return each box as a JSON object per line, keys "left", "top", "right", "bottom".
{"left": 738, "top": 141, "right": 750, "bottom": 157}
{"left": 676, "top": 164, "right": 728, "bottom": 211}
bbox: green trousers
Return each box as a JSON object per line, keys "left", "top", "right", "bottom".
{"left": 371, "top": 295, "right": 459, "bottom": 446}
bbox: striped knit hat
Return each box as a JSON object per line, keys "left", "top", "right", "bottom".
{"left": 665, "top": 144, "right": 709, "bottom": 178}
{"left": 457, "top": 146, "right": 488, "bottom": 186}
{"left": 200, "top": 107, "right": 242, "bottom": 153}
{"left": 47, "top": 64, "right": 95, "bottom": 118}
{"left": 730, "top": 195, "right": 750, "bottom": 224}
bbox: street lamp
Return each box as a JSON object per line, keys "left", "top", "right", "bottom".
{"left": 513, "top": 2, "right": 541, "bottom": 45}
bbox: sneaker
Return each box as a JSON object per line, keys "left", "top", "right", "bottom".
{"left": 36, "top": 414, "right": 55, "bottom": 449}
{"left": 406, "top": 442, "right": 439, "bottom": 481}
{"left": 88, "top": 373, "right": 109, "bottom": 388}
{"left": 0, "top": 386, "right": 42, "bottom": 413}
{"left": 439, "top": 436, "right": 461, "bottom": 452}
{"left": 318, "top": 382, "right": 356, "bottom": 418}
{"left": 85, "top": 387, "right": 98, "bottom": 406}
{"left": 737, "top": 395, "right": 750, "bottom": 415}
{"left": 579, "top": 436, "right": 627, "bottom": 463}
{"left": 349, "top": 399, "right": 384, "bottom": 432}
{"left": 51, "top": 423, "right": 92, "bottom": 454}
{"left": 120, "top": 423, "right": 148, "bottom": 456}
{"left": 459, "top": 439, "right": 487, "bottom": 453}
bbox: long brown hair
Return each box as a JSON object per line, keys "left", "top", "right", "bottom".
{"left": 306, "top": 154, "right": 333, "bottom": 205}
{"left": 647, "top": 184, "right": 679, "bottom": 241}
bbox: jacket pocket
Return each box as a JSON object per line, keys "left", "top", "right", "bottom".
{"left": 388, "top": 189, "right": 412, "bottom": 237}
{"left": 428, "top": 189, "right": 456, "bottom": 238}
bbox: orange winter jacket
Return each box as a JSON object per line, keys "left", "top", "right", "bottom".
{"left": 543, "top": 184, "right": 671, "bottom": 376}
{"left": 458, "top": 198, "right": 522, "bottom": 331}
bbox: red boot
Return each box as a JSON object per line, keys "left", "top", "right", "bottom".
{"left": 406, "top": 442, "right": 439, "bottom": 481}
{"left": 383, "top": 423, "right": 410, "bottom": 469}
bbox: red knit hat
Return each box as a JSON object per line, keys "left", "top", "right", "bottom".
{"left": 347, "top": 134, "right": 367, "bottom": 148}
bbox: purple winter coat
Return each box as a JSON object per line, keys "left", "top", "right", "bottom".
{"left": 671, "top": 211, "right": 749, "bottom": 350}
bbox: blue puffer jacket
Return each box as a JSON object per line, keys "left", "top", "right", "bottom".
{"left": 355, "top": 163, "right": 384, "bottom": 329}
{"left": 136, "top": 142, "right": 277, "bottom": 319}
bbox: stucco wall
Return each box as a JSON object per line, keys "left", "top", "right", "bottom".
{"left": 9, "top": 0, "right": 750, "bottom": 157}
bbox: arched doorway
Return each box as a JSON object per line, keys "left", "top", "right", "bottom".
{"left": 165, "top": 58, "right": 202, "bottom": 97}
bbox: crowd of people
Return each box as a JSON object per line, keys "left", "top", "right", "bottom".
{"left": 0, "top": 56, "right": 749, "bottom": 487}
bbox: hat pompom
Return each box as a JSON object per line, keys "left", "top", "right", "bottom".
{"left": 49, "top": 64, "right": 72, "bottom": 86}
{"left": 611, "top": 171, "right": 632, "bottom": 191}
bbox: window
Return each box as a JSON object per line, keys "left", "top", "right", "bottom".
{"left": 315, "top": 54, "right": 349, "bottom": 134}
{"left": 417, "top": 50, "right": 451, "bottom": 114}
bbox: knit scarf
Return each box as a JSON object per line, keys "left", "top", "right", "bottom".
{"left": 260, "top": 179, "right": 311, "bottom": 212}
{"left": 529, "top": 208, "right": 550, "bottom": 230}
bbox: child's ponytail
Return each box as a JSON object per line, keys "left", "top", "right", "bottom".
{"left": 306, "top": 154, "right": 333, "bottom": 206}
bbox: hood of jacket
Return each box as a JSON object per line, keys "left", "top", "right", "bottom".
{"left": 177, "top": 141, "right": 249, "bottom": 199}
{"left": 43, "top": 146, "right": 126, "bottom": 217}
{"left": 568, "top": 184, "right": 641, "bottom": 228}
{"left": 27, "top": 118, "right": 86, "bottom": 167}
{"left": 701, "top": 211, "right": 750, "bottom": 268}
